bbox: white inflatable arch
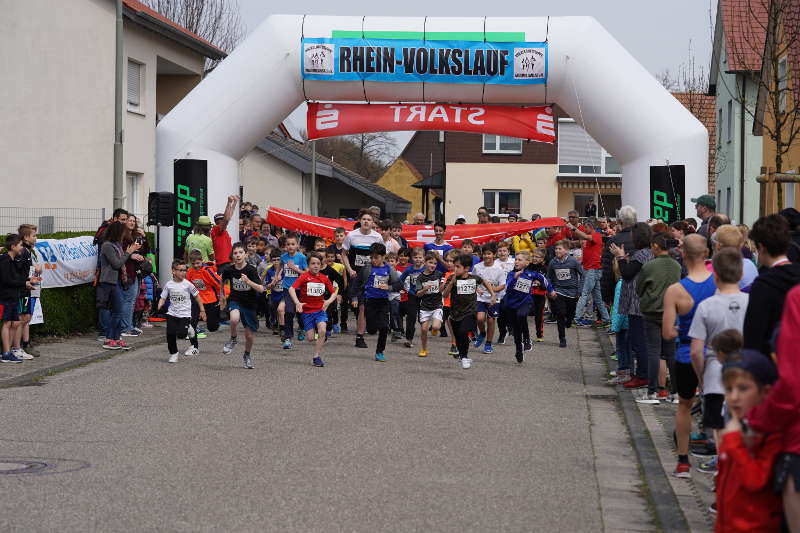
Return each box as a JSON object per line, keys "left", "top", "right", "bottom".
{"left": 156, "top": 14, "right": 707, "bottom": 275}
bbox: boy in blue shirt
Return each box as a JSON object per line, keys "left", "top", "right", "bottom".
{"left": 263, "top": 249, "right": 284, "bottom": 335}
{"left": 399, "top": 247, "right": 426, "bottom": 348}
{"left": 351, "top": 243, "right": 403, "bottom": 362}
{"left": 278, "top": 232, "right": 307, "bottom": 349}
{"left": 424, "top": 222, "right": 453, "bottom": 271}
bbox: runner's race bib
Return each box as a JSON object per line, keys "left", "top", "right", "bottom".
{"left": 171, "top": 293, "right": 187, "bottom": 304}
{"left": 354, "top": 254, "right": 369, "bottom": 267}
{"left": 373, "top": 275, "right": 389, "bottom": 289}
{"left": 456, "top": 278, "right": 476, "bottom": 295}
{"left": 283, "top": 265, "right": 298, "bottom": 278}
{"left": 422, "top": 280, "right": 439, "bottom": 293}
{"left": 514, "top": 277, "right": 532, "bottom": 293}
{"left": 306, "top": 282, "right": 325, "bottom": 297}
{"left": 555, "top": 268, "right": 572, "bottom": 281}
{"left": 232, "top": 277, "right": 250, "bottom": 291}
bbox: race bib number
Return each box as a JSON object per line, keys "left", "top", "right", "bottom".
{"left": 192, "top": 279, "right": 206, "bottom": 291}
{"left": 456, "top": 278, "right": 476, "bottom": 295}
{"left": 171, "top": 293, "right": 187, "bottom": 304}
{"left": 231, "top": 277, "right": 250, "bottom": 291}
{"left": 514, "top": 277, "right": 532, "bottom": 293}
{"left": 422, "top": 280, "right": 439, "bottom": 293}
{"left": 283, "top": 265, "right": 298, "bottom": 278}
{"left": 373, "top": 275, "right": 389, "bottom": 289}
{"left": 354, "top": 254, "right": 369, "bottom": 267}
{"left": 306, "top": 282, "right": 325, "bottom": 297}
{"left": 555, "top": 268, "right": 571, "bottom": 281}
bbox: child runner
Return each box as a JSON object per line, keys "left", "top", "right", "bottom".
{"left": 502, "top": 250, "right": 555, "bottom": 362}
{"left": 460, "top": 239, "right": 482, "bottom": 270}
{"left": 186, "top": 250, "right": 222, "bottom": 347}
{"left": 399, "top": 247, "right": 426, "bottom": 348}
{"left": 263, "top": 250, "right": 284, "bottom": 335}
{"left": 351, "top": 242, "right": 402, "bottom": 361}
{"left": 219, "top": 243, "right": 265, "bottom": 369}
{"left": 392, "top": 248, "right": 411, "bottom": 341}
{"left": 159, "top": 259, "right": 206, "bottom": 364}
{"left": 0, "top": 234, "right": 36, "bottom": 363}
{"left": 326, "top": 226, "right": 348, "bottom": 331}
{"left": 443, "top": 249, "right": 459, "bottom": 357}
{"left": 289, "top": 252, "right": 338, "bottom": 367}
{"left": 494, "top": 241, "right": 516, "bottom": 344}
{"left": 385, "top": 252, "right": 404, "bottom": 341}
{"left": 529, "top": 249, "right": 549, "bottom": 342}
{"left": 415, "top": 252, "right": 444, "bottom": 357}
{"left": 245, "top": 237, "right": 261, "bottom": 268}
{"left": 321, "top": 250, "right": 345, "bottom": 337}
{"left": 714, "top": 341, "right": 782, "bottom": 532}
{"left": 472, "top": 242, "right": 505, "bottom": 354}
{"left": 424, "top": 221, "right": 453, "bottom": 270}
{"left": 547, "top": 240, "right": 583, "bottom": 348}
{"left": 278, "top": 232, "right": 308, "bottom": 349}
{"left": 17, "top": 224, "right": 41, "bottom": 358}
{"left": 442, "top": 254, "right": 495, "bottom": 369}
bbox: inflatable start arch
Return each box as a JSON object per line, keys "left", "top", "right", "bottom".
{"left": 156, "top": 14, "right": 708, "bottom": 275}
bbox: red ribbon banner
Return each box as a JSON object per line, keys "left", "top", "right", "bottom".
{"left": 265, "top": 206, "right": 564, "bottom": 247}
{"left": 307, "top": 103, "right": 555, "bottom": 143}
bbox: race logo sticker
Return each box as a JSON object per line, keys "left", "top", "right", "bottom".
{"left": 304, "top": 43, "right": 335, "bottom": 75}
{"left": 513, "top": 47, "right": 546, "bottom": 80}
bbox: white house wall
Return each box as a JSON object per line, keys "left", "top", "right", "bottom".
{"left": 239, "top": 148, "right": 307, "bottom": 214}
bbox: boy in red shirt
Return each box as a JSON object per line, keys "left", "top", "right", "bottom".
{"left": 289, "top": 252, "right": 337, "bottom": 367}
{"left": 186, "top": 250, "right": 222, "bottom": 340}
{"left": 715, "top": 337, "right": 783, "bottom": 532}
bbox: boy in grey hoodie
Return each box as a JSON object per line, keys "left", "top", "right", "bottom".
{"left": 547, "top": 240, "right": 583, "bottom": 347}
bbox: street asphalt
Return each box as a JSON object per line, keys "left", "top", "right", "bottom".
{"left": 1, "top": 323, "right": 625, "bottom": 532}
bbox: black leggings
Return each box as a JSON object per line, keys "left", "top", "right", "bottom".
{"left": 166, "top": 316, "right": 197, "bottom": 354}
{"left": 451, "top": 315, "right": 477, "bottom": 359}
{"left": 365, "top": 298, "right": 389, "bottom": 354}
{"left": 551, "top": 295, "right": 577, "bottom": 340}
{"left": 403, "top": 294, "right": 419, "bottom": 341}
{"left": 532, "top": 294, "right": 546, "bottom": 338}
{"left": 502, "top": 302, "right": 532, "bottom": 352}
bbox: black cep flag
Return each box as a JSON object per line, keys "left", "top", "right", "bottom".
{"left": 173, "top": 159, "right": 208, "bottom": 260}
{"left": 649, "top": 165, "right": 685, "bottom": 224}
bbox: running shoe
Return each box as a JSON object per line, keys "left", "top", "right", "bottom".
{"left": 461, "top": 357, "right": 472, "bottom": 369}
{"left": 559, "top": 338, "right": 567, "bottom": 348}
{"left": 473, "top": 334, "right": 485, "bottom": 348}
{"left": 658, "top": 390, "right": 669, "bottom": 400}
{"left": 609, "top": 352, "right": 618, "bottom": 361}
{"left": 374, "top": 352, "right": 385, "bottom": 362}
{"left": 448, "top": 345, "right": 459, "bottom": 358}
{"left": 708, "top": 502, "right": 717, "bottom": 515}
{"left": 168, "top": 353, "right": 179, "bottom": 364}
{"left": 673, "top": 462, "right": 691, "bottom": 479}
{"left": 623, "top": 377, "right": 649, "bottom": 389}
{"left": 332, "top": 324, "right": 341, "bottom": 335}
{"left": 223, "top": 339, "right": 237, "bottom": 354}
{"left": 184, "top": 346, "right": 199, "bottom": 356}
{"left": 312, "top": 357, "right": 325, "bottom": 367}
{"left": 536, "top": 337, "right": 544, "bottom": 343}
{"left": 496, "top": 334, "right": 506, "bottom": 345}
{"left": 696, "top": 456, "right": 718, "bottom": 474}
{"left": 282, "top": 339, "right": 292, "bottom": 350}
{"left": 1, "top": 352, "right": 23, "bottom": 363}
{"left": 403, "top": 340, "right": 413, "bottom": 348}
{"left": 515, "top": 351, "right": 523, "bottom": 363}
{"left": 635, "top": 392, "right": 661, "bottom": 404}
{"left": 243, "top": 354, "right": 254, "bottom": 369}
{"left": 196, "top": 332, "right": 208, "bottom": 339}
{"left": 690, "top": 442, "right": 717, "bottom": 458}
{"left": 575, "top": 319, "right": 594, "bottom": 327}
{"left": 272, "top": 327, "right": 280, "bottom": 336}
{"left": 118, "top": 340, "right": 131, "bottom": 350}
{"left": 417, "top": 349, "right": 428, "bottom": 357}
{"left": 355, "top": 337, "right": 368, "bottom": 349}
{"left": 121, "top": 330, "right": 139, "bottom": 337}
{"left": 297, "top": 331, "right": 305, "bottom": 341}
{"left": 431, "top": 328, "right": 441, "bottom": 337}
{"left": 607, "top": 374, "right": 632, "bottom": 385}
{"left": 545, "top": 315, "right": 557, "bottom": 324}
{"left": 132, "top": 327, "right": 144, "bottom": 335}
{"left": 483, "top": 343, "right": 493, "bottom": 354}
{"left": 524, "top": 340, "right": 533, "bottom": 352}
{"left": 12, "top": 348, "right": 33, "bottom": 360}
{"left": 390, "top": 330, "right": 402, "bottom": 341}
{"left": 592, "top": 320, "right": 611, "bottom": 329}
{"left": 102, "top": 340, "right": 120, "bottom": 350}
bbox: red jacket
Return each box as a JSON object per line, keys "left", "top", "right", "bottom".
{"left": 748, "top": 284, "right": 800, "bottom": 454}
{"left": 715, "top": 431, "right": 783, "bottom": 533}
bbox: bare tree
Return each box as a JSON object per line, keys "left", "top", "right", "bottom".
{"left": 720, "top": 0, "right": 800, "bottom": 209}
{"left": 314, "top": 133, "right": 398, "bottom": 181}
{"left": 142, "top": 0, "right": 244, "bottom": 70}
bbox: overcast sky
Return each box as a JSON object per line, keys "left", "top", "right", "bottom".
{"left": 235, "top": 0, "right": 717, "bottom": 149}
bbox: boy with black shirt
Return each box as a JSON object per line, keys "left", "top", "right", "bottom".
{"left": 0, "top": 234, "right": 38, "bottom": 363}
{"left": 321, "top": 251, "right": 344, "bottom": 337}
{"left": 341, "top": 212, "right": 384, "bottom": 348}
{"left": 219, "top": 243, "right": 265, "bottom": 369}
{"left": 263, "top": 250, "right": 284, "bottom": 334}
{"left": 547, "top": 240, "right": 583, "bottom": 348}
{"left": 442, "top": 254, "right": 495, "bottom": 369}
{"left": 415, "top": 252, "right": 444, "bottom": 357}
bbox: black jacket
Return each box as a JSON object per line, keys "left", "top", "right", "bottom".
{"left": 743, "top": 262, "right": 800, "bottom": 355}
{"left": 0, "top": 253, "right": 29, "bottom": 301}
{"left": 601, "top": 227, "right": 634, "bottom": 304}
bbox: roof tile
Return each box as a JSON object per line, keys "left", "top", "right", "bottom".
{"left": 123, "top": 0, "right": 225, "bottom": 54}
{"left": 721, "top": 0, "right": 769, "bottom": 72}
{"left": 672, "top": 92, "right": 718, "bottom": 192}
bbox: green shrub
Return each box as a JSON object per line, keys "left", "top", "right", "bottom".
{"left": 31, "top": 284, "right": 97, "bottom": 337}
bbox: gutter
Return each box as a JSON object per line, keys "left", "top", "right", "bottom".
{"left": 123, "top": 7, "right": 227, "bottom": 60}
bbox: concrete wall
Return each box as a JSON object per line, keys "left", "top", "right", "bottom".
{"left": 444, "top": 163, "right": 559, "bottom": 223}
{"left": 0, "top": 0, "right": 115, "bottom": 210}
{"left": 239, "top": 147, "right": 308, "bottom": 213}
{"left": 156, "top": 74, "right": 202, "bottom": 117}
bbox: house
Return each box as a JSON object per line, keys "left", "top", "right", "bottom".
{"left": 708, "top": 0, "right": 767, "bottom": 224}
{"left": 240, "top": 132, "right": 412, "bottom": 221}
{"left": 0, "top": 0, "right": 225, "bottom": 231}
{"left": 374, "top": 158, "right": 433, "bottom": 221}
{"left": 673, "top": 92, "right": 718, "bottom": 196}
{"left": 754, "top": 0, "right": 800, "bottom": 212}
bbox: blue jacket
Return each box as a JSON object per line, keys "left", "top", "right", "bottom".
{"left": 502, "top": 269, "right": 553, "bottom": 309}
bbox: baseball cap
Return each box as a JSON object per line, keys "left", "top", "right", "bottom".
{"left": 722, "top": 349, "right": 778, "bottom": 385}
{"left": 213, "top": 213, "right": 225, "bottom": 222}
{"left": 196, "top": 215, "right": 212, "bottom": 226}
{"left": 456, "top": 214, "right": 466, "bottom": 221}
{"left": 691, "top": 194, "right": 716, "bottom": 210}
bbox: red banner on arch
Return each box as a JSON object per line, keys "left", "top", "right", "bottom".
{"left": 306, "top": 102, "right": 555, "bottom": 143}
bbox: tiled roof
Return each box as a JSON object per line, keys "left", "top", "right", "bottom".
{"left": 720, "top": 0, "right": 769, "bottom": 72}
{"left": 673, "top": 92, "right": 718, "bottom": 193}
{"left": 123, "top": 0, "right": 227, "bottom": 59}
{"left": 785, "top": 0, "right": 800, "bottom": 105}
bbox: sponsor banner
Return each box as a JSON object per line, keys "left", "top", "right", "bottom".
{"left": 33, "top": 236, "right": 99, "bottom": 288}
{"left": 649, "top": 165, "right": 685, "bottom": 224}
{"left": 265, "top": 206, "right": 564, "bottom": 247}
{"left": 302, "top": 38, "right": 548, "bottom": 85}
{"left": 307, "top": 103, "right": 555, "bottom": 143}
{"left": 174, "top": 159, "right": 208, "bottom": 260}
{"left": 30, "top": 298, "right": 43, "bottom": 325}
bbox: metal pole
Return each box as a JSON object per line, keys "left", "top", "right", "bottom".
{"left": 310, "top": 140, "right": 317, "bottom": 215}
{"left": 113, "top": 0, "right": 124, "bottom": 209}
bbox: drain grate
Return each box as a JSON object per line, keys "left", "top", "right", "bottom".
{"left": 0, "top": 457, "right": 89, "bottom": 475}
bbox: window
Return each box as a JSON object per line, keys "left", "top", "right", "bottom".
{"left": 127, "top": 60, "right": 143, "bottom": 113}
{"left": 482, "top": 134, "right": 522, "bottom": 154}
{"left": 126, "top": 172, "right": 141, "bottom": 214}
{"left": 605, "top": 156, "right": 621, "bottom": 174}
{"left": 718, "top": 108, "right": 723, "bottom": 146}
{"left": 778, "top": 56, "right": 788, "bottom": 113}
{"left": 483, "top": 190, "right": 521, "bottom": 216}
{"left": 558, "top": 120, "right": 619, "bottom": 175}
{"left": 726, "top": 100, "right": 733, "bottom": 142}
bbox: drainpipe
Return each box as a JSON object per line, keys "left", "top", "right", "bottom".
{"left": 740, "top": 78, "right": 746, "bottom": 224}
{"left": 113, "top": 0, "right": 124, "bottom": 209}
{"left": 310, "top": 140, "right": 317, "bottom": 215}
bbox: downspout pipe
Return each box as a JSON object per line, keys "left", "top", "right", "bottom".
{"left": 740, "top": 80, "right": 746, "bottom": 224}
{"left": 113, "top": 0, "right": 124, "bottom": 209}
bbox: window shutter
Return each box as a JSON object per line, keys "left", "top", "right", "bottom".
{"left": 127, "top": 61, "right": 141, "bottom": 107}
{"left": 557, "top": 122, "right": 602, "bottom": 166}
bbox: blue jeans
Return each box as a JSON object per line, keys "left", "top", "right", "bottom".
{"left": 628, "top": 315, "right": 648, "bottom": 379}
{"left": 101, "top": 282, "right": 125, "bottom": 340}
{"left": 575, "top": 269, "right": 609, "bottom": 321}
{"left": 119, "top": 280, "right": 139, "bottom": 333}
{"left": 616, "top": 328, "right": 631, "bottom": 371}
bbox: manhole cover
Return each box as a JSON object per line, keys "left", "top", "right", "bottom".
{"left": 0, "top": 457, "right": 89, "bottom": 475}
